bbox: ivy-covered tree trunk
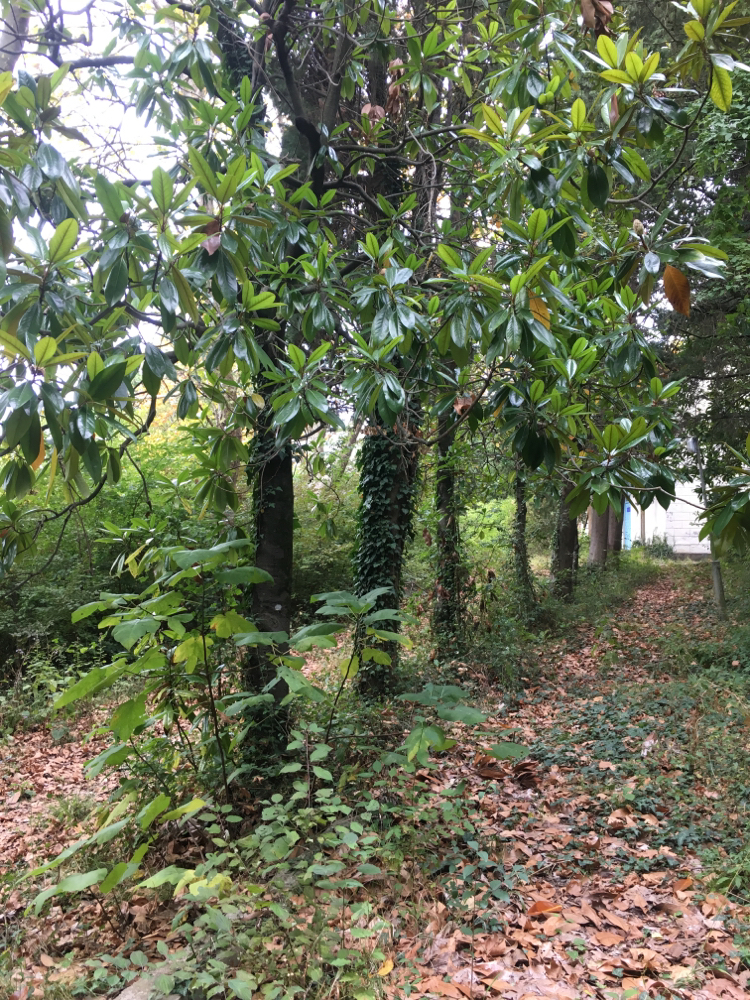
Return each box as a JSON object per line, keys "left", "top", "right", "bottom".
{"left": 513, "top": 472, "right": 535, "bottom": 605}
{"left": 433, "top": 414, "right": 461, "bottom": 645}
{"left": 587, "top": 507, "right": 609, "bottom": 568}
{"left": 550, "top": 483, "right": 577, "bottom": 601}
{"left": 354, "top": 417, "right": 420, "bottom": 697}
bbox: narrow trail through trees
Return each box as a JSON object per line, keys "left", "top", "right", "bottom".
{"left": 403, "top": 568, "right": 750, "bottom": 998}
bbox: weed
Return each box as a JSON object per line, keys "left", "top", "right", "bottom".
{"left": 49, "top": 795, "right": 97, "bottom": 828}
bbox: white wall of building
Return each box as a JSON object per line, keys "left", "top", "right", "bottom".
{"left": 623, "top": 481, "right": 710, "bottom": 556}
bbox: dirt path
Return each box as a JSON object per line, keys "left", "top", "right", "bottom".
{"left": 0, "top": 718, "right": 114, "bottom": 877}
{"left": 399, "top": 569, "right": 750, "bottom": 999}
{"left": 0, "top": 714, "right": 116, "bottom": 995}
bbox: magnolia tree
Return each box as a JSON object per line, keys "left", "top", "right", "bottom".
{"left": 0, "top": 0, "right": 745, "bottom": 690}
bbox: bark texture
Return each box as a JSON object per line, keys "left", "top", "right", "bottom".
{"left": 513, "top": 473, "right": 535, "bottom": 604}
{"left": 587, "top": 506, "right": 609, "bottom": 568}
{"left": 244, "top": 431, "right": 294, "bottom": 701}
{"left": 550, "top": 483, "right": 578, "bottom": 600}
{"left": 607, "top": 507, "right": 623, "bottom": 555}
{"left": 0, "top": 5, "right": 29, "bottom": 74}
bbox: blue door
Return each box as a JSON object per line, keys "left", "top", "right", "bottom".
{"left": 623, "top": 502, "right": 632, "bottom": 549}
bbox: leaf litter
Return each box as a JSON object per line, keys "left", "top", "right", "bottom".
{"left": 3, "top": 567, "right": 750, "bottom": 999}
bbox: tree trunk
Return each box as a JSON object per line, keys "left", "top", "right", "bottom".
{"left": 354, "top": 416, "right": 420, "bottom": 697}
{"left": 333, "top": 418, "right": 362, "bottom": 482}
{"left": 607, "top": 507, "right": 623, "bottom": 558}
{"left": 550, "top": 483, "right": 577, "bottom": 600}
{"left": 243, "top": 428, "right": 293, "bottom": 703}
{"left": 433, "top": 414, "right": 461, "bottom": 644}
{"left": 0, "top": 6, "right": 30, "bottom": 74}
{"left": 587, "top": 506, "right": 609, "bottom": 568}
{"left": 513, "top": 473, "right": 535, "bottom": 604}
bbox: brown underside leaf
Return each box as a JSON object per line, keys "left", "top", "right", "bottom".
{"left": 529, "top": 295, "right": 550, "bottom": 329}
{"left": 663, "top": 264, "right": 691, "bottom": 316}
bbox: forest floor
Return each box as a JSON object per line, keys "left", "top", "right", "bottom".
{"left": 2, "top": 561, "right": 750, "bottom": 999}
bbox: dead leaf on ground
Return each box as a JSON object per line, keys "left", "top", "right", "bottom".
{"left": 528, "top": 900, "right": 562, "bottom": 916}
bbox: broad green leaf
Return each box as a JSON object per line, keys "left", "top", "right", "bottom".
{"left": 710, "top": 66, "right": 732, "bottom": 112}
{"left": 436, "top": 704, "right": 487, "bottom": 725}
{"left": 481, "top": 103, "right": 504, "bottom": 135}
{"left": 0, "top": 71, "right": 13, "bottom": 106}
{"left": 160, "top": 798, "right": 205, "bottom": 823}
{"left": 110, "top": 693, "right": 147, "bottom": 741}
{"left": 228, "top": 979, "right": 255, "bottom": 1000}
{"left": 53, "top": 662, "right": 125, "bottom": 709}
{"left": 34, "top": 869, "right": 107, "bottom": 914}
{"left": 570, "top": 98, "right": 586, "bottom": 130}
{"left": 138, "top": 793, "right": 172, "bottom": 831}
{"left": 621, "top": 148, "right": 651, "bottom": 182}
{"left": 624, "top": 51, "right": 644, "bottom": 82}
{"left": 527, "top": 208, "right": 548, "bottom": 241}
{"left": 288, "top": 343, "right": 305, "bottom": 372}
{"left": 600, "top": 69, "right": 632, "bottom": 84}
{"left": 642, "top": 52, "right": 660, "bottom": 80}
{"left": 188, "top": 146, "right": 219, "bottom": 198}
{"left": 94, "top": 174, "right": 124, "bottom": 224}
{"left": 104, "top": 257, "right": 128, "bottom": 305}
{"left": 214, "top": 566, "right": 273, "bottom": 585}
{"left": 152, "top": 166, "right": 174, "bottom": 213}
{"left": 34, "top": 336, "right": 57, "bottom": 366}
{"left": 137, "top": 865, "right": 193, "bottom": 889}
{"left": 87, "top": 351, "right": 104, "bottom": 379}
{"left": 112, "top": 617, "right": 159, "bottom": 650}
{"left": 597, "top": 35, "right": 619, "bottom": 68}
{"left": 436, "top": 244, "right": 463, "bottom": 270}
{"left": 586, "top": 164, "right": 609, "bottom": 210}
{"left": 48, "top": 219, "right": 78, "bottom": 263}
{"left": 88, "top": 362, "right": 128, "bottom": 402}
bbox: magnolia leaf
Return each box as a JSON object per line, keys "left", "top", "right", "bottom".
{"left": 586, "top": 163, "right": 609, "bottom": 210}
{"left": 48, "top": 218, "right": 78, "bottom": 263}
{"left": 529, "top": 295, "right": 550, "bottom": 329}
{"left": 570, "top": 98, "right": 586, "bottom": 130}
{"left": 31, "top": 434, "right": 45, "bottom": 470}
{"left": 597, "top": 34, "right": 618, "bottom": 67}
{"left": 34, "top": 336, "right": 57, "bottom": 366}
{"left": 663, "top": 265, "right": 690, "bottom": 316}
{"left": 710, "top": 66, "right": 732, "bottom": 112}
